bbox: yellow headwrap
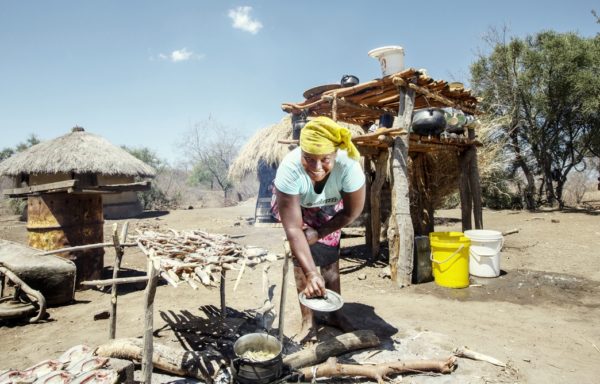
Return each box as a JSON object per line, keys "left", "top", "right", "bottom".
{"left": 299, "top": 116, "right": 361, "bottom": 160}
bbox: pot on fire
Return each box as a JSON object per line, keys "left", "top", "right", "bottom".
{"left": 231, "top": 333, "right": 283, "bottom": 384}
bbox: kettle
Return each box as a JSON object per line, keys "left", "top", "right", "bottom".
{"left": 340, "top": 75, "right": 359, "bottom": 87}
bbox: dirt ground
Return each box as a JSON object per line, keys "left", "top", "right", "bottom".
{"left": 1, "top": 198, "right": 599, "bottom": 383}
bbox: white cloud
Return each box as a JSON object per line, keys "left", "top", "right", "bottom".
{"left": 171, "top": 48, "right": 193, "bottom": 62}
{"left": 228, "top": 6, "right": 262, "bottom": 34}
{"left": 157, "top": 48, "right": 204, "bottom": 63}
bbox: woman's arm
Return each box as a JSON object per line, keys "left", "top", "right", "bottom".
{"left": 314, "top": 184, "right": 366, "bottom": 240}
{"left": 275, "top": 188, "right": 326, "bottom": 297}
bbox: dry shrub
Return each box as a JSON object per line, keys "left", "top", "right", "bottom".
{"left": 408, "top": 115, "right": 510, "bottom": 210}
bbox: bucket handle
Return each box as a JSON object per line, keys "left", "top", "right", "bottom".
{"left": 472, "top": 237, "right": 504, "bottom": 254}
{"left": 430, "top": 244, "right": 465, "bottom": 265}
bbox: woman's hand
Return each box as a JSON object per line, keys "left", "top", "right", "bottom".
{"left": 303, "top": 270, "right": 326, "bottom": 298}
{"left": 303, "top": 226, "right": 319, "bottom": 245}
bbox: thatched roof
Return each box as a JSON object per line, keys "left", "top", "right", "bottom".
{"left": 0, "top": 127, "right": 156, "bottom": 177}
{"left": 228, "top": 116, "right": 365, "bottom": 181}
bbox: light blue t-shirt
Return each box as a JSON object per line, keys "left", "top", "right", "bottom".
{"left": 274, "top": 147, "right": 365, "bottom": 208}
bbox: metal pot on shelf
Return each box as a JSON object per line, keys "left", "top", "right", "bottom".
{"left": 340, "top": 74, "right": 359, "bottom": 87}
{"left": 411, "top": 108, "right": 446, "bottom": 136}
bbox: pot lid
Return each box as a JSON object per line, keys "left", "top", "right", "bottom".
{"left": 299, "top": 289, "right": 344, "bottom": 312}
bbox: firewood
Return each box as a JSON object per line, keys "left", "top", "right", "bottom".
{"left": 283, "top": 330, "right": 380, "bottom": 369}
{"left": 94, "top": 338, "right": 225, "bottom": 383}
{"left": 453, "top": 346, "right": 506, "bottom": 367}
{"left": 299, "top": 356, "right": 456, "bottom": 383}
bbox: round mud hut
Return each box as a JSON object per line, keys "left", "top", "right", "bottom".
{"left": 0, "top": 126, "right": 156, "bottom": 285}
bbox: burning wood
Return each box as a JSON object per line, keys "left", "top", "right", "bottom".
{"left": 134, "top": 229, "right": 278, "bottom": 288}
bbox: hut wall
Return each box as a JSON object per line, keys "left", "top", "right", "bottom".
{"left": 98, "top": 175, "right": 143, "bottom": 219}
{"left": 29, "top": 173, "right": 143, "bottom": 219}
{"left": 255, "top": 160, "right": 278, "bottom": 225}
{"left": 30, "top": 173, "right": 70, "bottom": 184}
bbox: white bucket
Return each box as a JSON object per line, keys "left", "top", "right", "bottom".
{"left": 368, "top": 46, "right": 405, "bottom": 76}
{"left": 464, "top": 229, "right": 504, "bottom": 278}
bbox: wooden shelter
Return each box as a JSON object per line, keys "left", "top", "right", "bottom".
{"left": 0, "top": 127, "right": 155, "bottom": 285}
{"left": 281, "top": 68, "right": 483, "bottom": 287}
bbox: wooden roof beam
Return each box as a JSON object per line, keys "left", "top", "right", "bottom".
{"left": 392, "top": 77, "right": 478, "bottom": 115}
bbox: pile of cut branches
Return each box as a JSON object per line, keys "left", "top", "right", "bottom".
{"left": 135, "top": 229, "right": 277, "bottom": 289}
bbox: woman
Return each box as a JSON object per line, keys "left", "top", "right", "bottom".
{"left": 273, "top": 116, "right": 365, "bottom": 341}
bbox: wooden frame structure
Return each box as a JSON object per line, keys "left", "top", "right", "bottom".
{"left": 282, "top": 68, "right": 483, "bottom": 287}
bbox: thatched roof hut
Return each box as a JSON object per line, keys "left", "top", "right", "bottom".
{"left": 0, "top": 127, "right": 156, "bottom": 219}
{"left": 229, "top": 115, "right": 364, "bottom": 182}
{"left": 0, "top": 127, "right": 155, "bottom": 178}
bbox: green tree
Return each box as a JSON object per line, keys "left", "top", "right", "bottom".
{"left": 121, "top": 146, "right": 174, "bottom": 210}
{"left": 471, "top": 29, "right": 600, "bottom": 209}
{"left": 121, "top": 145, "right": 165, "bottom": 171}
{"left": 0, "top": 134, "right": 40, "bottom": 161}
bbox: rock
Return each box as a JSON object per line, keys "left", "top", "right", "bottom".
{"left": 378, "top": 266, "right": 391, "bottom": 279}
{"left": 93, "top": 310, "right": 110, "bottom": 321}
{"left": 0, "top": 240, "right": 76, "bottom": 306}
{"left": 358, "top": 273, "right": 367, "bottom": 280}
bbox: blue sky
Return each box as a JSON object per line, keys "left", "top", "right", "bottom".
{"left": 1, "top": 1, "right": 598, "bottom": 164}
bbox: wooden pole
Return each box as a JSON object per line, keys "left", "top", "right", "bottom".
{"left": 220, "top": 270, "right": 226, "bottom": 318}
{"left": 370, "top": 150, "right": 389, "bottom": 259}
{"left": 467, "top": 128, "right": 483, "bottom": 229}
{"left": 109, "top": 221, "right": 128, "bottom": 340}
{"left": 458, "top": 149, "right": 474, "bottom": 232}
{"left": 387, "top": 82, "right": 415, "bottom": 287}
{"left": 36, "top": 241, "right": 136, "bottom": 256}
{"left": 142, "top": 258, "right": 159, "bottom": 384}
{"left": 363, "top": 155, "right": 373, "bottom": 256}
{"left": 278, "top": 240, "right": 291, "bottom": 341}
{"left": 81, "top": 276, "right": 149, "bottom": 287}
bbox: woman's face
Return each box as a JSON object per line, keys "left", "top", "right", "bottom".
{"left": 301, "top": 150, "right": 337, "bottom": 182}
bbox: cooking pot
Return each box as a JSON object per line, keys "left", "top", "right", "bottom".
{"left": 231, "top": 333, "right": 283, "bottom": 384}
{"left": 411, "top": 108, "right": 446, "bottom": 136}
{"left": 340, "top": 74, "right": 359, "bottom": 87}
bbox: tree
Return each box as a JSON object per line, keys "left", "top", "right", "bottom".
{"left": 181, "top": 116, "right": 243, "bottom": 201}
{"left": 121, "top": 145, "right": 166, "bottom": 172}
{"left": 121, "top": 146, "right": 177, "bottom": 210}
{"left": 0, "top": 134, "right": 40, "bottom": 162}
{"left": 471, "top": 29, "right": 600, "bottom": 209}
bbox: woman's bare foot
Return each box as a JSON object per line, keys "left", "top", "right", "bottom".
{"left": 293, "top": 320, "right": 318, "bottom": 345}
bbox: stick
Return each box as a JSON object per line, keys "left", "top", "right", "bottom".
{"left": 109, "top": 223, "right": 125, "bottom": 340}
{"left": 35, "top": 242, "right": 136, "bottom": 256}
{"left": 283, "top": 330, "right": 380, "bottom": 369}
{"left": 0, "top": 266, "right": 47, "bottom": 323}
{"left": 278, "top": 240, "right": 291, "bottom": 341}
{"left": 300, "top": 356, "right": 456, "bottom": 383}
{"left": 502, "top": 228, "right": 519, "bottom": 236}
{"left": 232, "top": 258, "right": 246, "bottom": 292}
{"left": 453, "top": 346, "right": 506, "bottom": 367}
{"left": 220, "top": 270, "right": 226, "bottom": 318}
{"left": 142, "top": 261, "right": 159, "bottom": 383}
{"left": 81, "top": 276, "right": 149, "bottom": 287}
